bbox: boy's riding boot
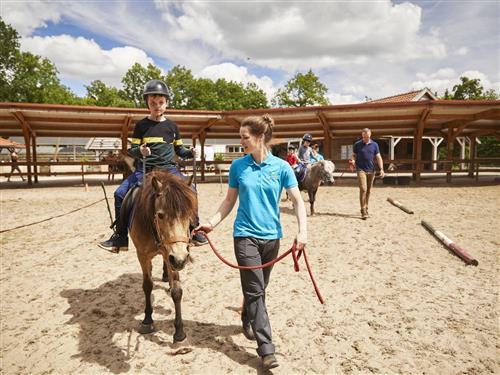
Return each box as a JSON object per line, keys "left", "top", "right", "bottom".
{"left": 99, "top": 219, "right": 128, "bottom": 253}
{"left": 190, "top": 223, "right": 207, "bottom": 246}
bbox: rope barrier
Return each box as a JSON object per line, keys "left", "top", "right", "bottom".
{"left": 0, "top": 198, "right": 105, "bottom": 234}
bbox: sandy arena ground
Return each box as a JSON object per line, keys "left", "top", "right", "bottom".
{"left": 1, "top": 179, "right": 499, "bottom": 374}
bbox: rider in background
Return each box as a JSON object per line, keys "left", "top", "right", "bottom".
{"left": 285, "top": 145, "right": 299, "bottom": 168}
{"left": 310, "top": 143, "right": 324, "bottom": 163}
{"left": 196, "top": 115, "right": 307, "bottom": 371}
{"left": 99, "top": 79, "right": 207, "bottom": 253}
{"left": 294, "top": 133, "right": 313, "bottom": 181}
{"left": 298, "top": 133, "right": 313, "bottom": 164}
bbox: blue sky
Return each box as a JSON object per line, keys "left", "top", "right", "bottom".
{"left": 2, "top": 0, "right": 499, "bottom": 103}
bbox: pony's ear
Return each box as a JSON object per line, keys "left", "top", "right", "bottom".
{"left": 186, "top": 174, "right": 194, "bottom": 187}
{"left": 152, "top": 176, "right": 163, "bottom": 194}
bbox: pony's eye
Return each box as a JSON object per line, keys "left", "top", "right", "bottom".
{"left": 157, "top": 212, "right": 165, "bottom": 220}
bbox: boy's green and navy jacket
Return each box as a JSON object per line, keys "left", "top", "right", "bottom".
{"left": 128, "top": 117, "right": 193, "bottom": 171}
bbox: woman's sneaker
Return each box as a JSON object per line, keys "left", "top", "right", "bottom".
{"left": 262, "top": 354, "right": 279, "bottom": 370}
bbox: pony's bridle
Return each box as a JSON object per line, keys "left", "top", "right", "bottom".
{"left": 152, "top": 213, "right": 191, "bottom": 251}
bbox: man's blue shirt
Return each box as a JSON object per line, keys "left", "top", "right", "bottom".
{"left": 353, "top": 139, "right": 380, "bottom": 172}
{"left": 229, "top": 153, "right": 298, "bottom": 239}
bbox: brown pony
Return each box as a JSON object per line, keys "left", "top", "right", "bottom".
{"left": 130, "top": 170, "right": 197, "bottom": 342}
{"left": 299, "top": 160, "right": 336, "bottom": 216}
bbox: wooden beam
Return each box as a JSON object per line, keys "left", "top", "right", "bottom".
{"left": 468, "top": 137, "right": 476, "bottom": 177}
{"left": 11, "top": 111, "right": 33, "bottom": 184}
{"left": 316, "top": 111, "right": 332, "bottom": 159}
{"left": 32, "top": 133, "right": 38, "bottom": 183}
{"left": 222, "top": 117, "right": 241, "bottom": 130}
{"left": 11, "top": 111, "right": 34, "bottom": 134}
{"left": 446, "top": 127, "right": 453, "bottom": 183}
{"left": 472, "top": 108, "right": 500, "bottom": 121}
{"left": 200, "top": 131, "right": 206, "bottom": 182}
{"left": 194, "top": 117, "right": 220, "bottom": 138}
{"left": 414, "top": 108, "right": 431, "bottom": 181}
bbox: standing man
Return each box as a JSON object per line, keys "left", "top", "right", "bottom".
{"left": 351, "top": 128, "right": 384, "bottom": 220}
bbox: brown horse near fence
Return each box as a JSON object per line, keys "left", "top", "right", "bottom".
{"left": 129, "top": 170, "right": 197, "bottom": 342}
{"left": 299, "top": 160, "right": 336, "bottom": 216}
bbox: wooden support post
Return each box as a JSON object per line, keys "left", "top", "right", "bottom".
{"left": 200, "top": 131, "right": 206, "bottom": 182}
{"left": 446, "top": 127, "right": 454, "bottom": 183}
{"left": 122, "top": 116, "right": 132, "bottom": 178}
{"left": 316, "top": 111, "right": 332, "bottom": 159}
{"left": 11, "top": 111, "right": 33, "bottom": 185}
{"left": 192, "top": 136, "right": 197, "bottom": 175}
{"left": 468, "top": 137, "right": 476, "bottom": 178}
{"left": 31, "top": 133, "right": 38, "bottom": 183}
{"left": 413, "top": 108, "right": 430, "bottom": 182}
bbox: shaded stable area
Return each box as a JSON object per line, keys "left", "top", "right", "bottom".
{"left": 0, "top": 100, "right": 499, "bottom": 185}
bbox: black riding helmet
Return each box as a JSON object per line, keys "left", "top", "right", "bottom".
{"left": 143, "top": 80, "right": 171, "bottom": 104}
{"left": 303, "top": 133, "right": 313, "bottom": 142}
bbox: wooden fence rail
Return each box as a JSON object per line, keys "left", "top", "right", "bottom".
{"left": 1, "top": 158, "right": 499, "bottom": 184}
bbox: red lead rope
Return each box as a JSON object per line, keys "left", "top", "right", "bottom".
{"left": 197, "top": 231, "right": 325, "bottom": 304}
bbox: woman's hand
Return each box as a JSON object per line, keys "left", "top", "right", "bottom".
{"left": 195, "top": 223, "right": 214, "bottom": 234}
{"left": 296, "top": 232, "right": 307, "bottom": 251}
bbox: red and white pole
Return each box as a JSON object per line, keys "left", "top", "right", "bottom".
{"left": 421, "top": 220, "right": 478, "bottom": 266}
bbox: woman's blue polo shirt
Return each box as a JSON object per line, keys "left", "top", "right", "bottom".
{"left": 229, "top": 153, "right": 298, "bottom": 239}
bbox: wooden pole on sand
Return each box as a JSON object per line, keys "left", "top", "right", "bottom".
{"left": 387, "top": 197, "right": 414, "bottom": 214}
{"left": 421, "top": 220, "right": 478, "bottom": 266}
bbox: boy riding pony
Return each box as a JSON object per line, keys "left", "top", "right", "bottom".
{"left": 99, "top": 79, "right": 207, "bottom": 253}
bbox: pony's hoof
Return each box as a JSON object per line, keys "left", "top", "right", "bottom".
{"left": 173, "top": 332, "right": 187, "bottom": 343}
{"left": 138, "top": 323, "right": 155, "bottom": 334}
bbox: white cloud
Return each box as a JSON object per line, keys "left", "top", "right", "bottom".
{"left": 410, "top": 68, "right": 499, "bottom": 95}
{"left": 155, "top": 1, "right": 446, "bottom": 71}
{"left": 455, "top": 47, "right": 469, "bottom": 56}
{"left": 197, "top": 63, "right": 276, "bottom": 100}
{"left": 327, "top": 93, "right": 362, "bottom": 105}
{"left": 5, "top": 1, "right": 447, "bottom": 72}
{"left": 20, "top": 35, "right": 156, "bottom": 87}
{"left": 2, "top": 1, "right": 62, "bottom": 36}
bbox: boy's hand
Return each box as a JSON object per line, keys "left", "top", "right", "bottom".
{"left": 140, "top": 143, "right": 151, "bottom": 157}
{"left": 190, "top": 147, "right": 197, "bottom": 158}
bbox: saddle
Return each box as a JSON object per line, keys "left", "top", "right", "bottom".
{"left": 294, "top": 163, "right": 308, "bottom": 183}
{"left": 118, "top": 184, "right": 140, "bottom": 232}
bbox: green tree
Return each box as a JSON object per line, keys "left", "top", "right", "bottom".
{"left": 443, "top": 76, "right": 499, "bottom": 100}
{"left": 272, "top": 69, "right": 329, "bottom": 107}
{"left": 0, "top": 18, "right": 20, "bottom": 99}
{"left": 121, "top": 63, "right": 163, "bottom": 107}
{"left": 164, "top": 65, "right": 268, "bottom": 110}
{"left": 9, "top": 52, "right": 78, "bottom": 104}
{"left": 85, "top": 80, "right": 134, "bottom": 107}
{"left": 477, "top": 136, "right": 500, "bottom": 157}
{"left": 240, "top": 82, "right": 268, "bottom": 109}
{"left": 164, "top": 65, "right": 198, "bottom": 109}
{"left": 0, "top": 18, "right": 78, "bottom": 104}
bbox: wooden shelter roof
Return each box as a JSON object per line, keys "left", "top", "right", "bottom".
{"left": 0, "top": 100, "right": 499, "bottom": 140}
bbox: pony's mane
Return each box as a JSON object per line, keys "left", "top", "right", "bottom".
{"left": 135, "top": 170, "right": 197, "bottom": 235}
